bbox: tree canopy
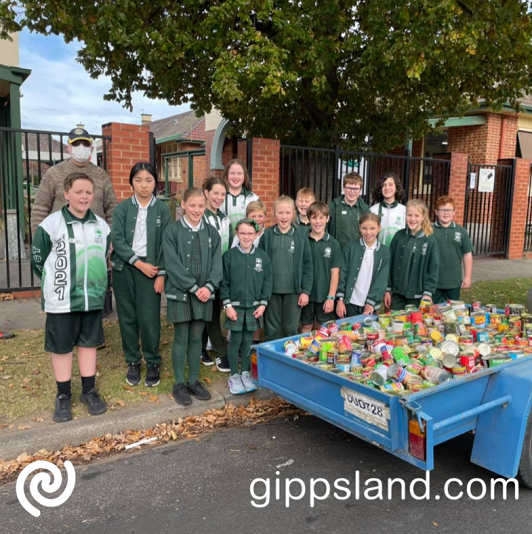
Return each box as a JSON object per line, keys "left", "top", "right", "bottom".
{"left": 2, "top": 0, "right": 532, "bottom": 150}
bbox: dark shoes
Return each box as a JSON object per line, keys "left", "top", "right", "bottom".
{"left": 187, "top": 381, "right": 212, "bottom": 401}
{"left": 80, "top": 388, "right": 108, "bottom": 416}
{"left": 145, "top": 365, "right": 161, "bottom": 387}
{"left": 215, "top": 356, "right": 231, "bottom": 373}
{"left": 201, "top": 349, "right": 214, "bottom": 366}
{"left": 126, "top": 362, "right": 141, "bottom": 386}
{"left": 172, "top": 383, "right": 192, "bottom": 406}
{"left": 172, "top": 381, "right": 211, "bottom": 405}
{"left": 53, "top": 394, "right": 72, "bottom": 423}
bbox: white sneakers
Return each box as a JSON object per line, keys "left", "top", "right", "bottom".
{"left": 228, "top": 371, "right": 258, "bottom": 395}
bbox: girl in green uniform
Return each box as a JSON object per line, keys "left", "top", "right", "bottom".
{"left": 220, "top": 219, "right": 272, "bottom": 395}
{"left": 201, "top": 177, "right": 233, "bottom": 372}
{"left": 221, "top": 159, "right": 259, "bottom": 229}
{"left": 259, "top": 196, "right": 313, "bottom": 341}
{"left": 162, "top": 188, "right": 223, "bottom": 405}
{"left": 384, "top": 200, "right": 440, "bottom": 311}
{"left": 111, "top": 162, "right": 172, "bottom": 388}
{"left": 336, "top": 213, "right": 390, "bottom": 318}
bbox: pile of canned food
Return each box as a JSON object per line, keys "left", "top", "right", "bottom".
{"left": 283, "top": 301, "right": 532, "bottom": 396}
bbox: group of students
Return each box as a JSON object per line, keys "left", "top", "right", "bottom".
{"left": 31, "top": 158, "right": 473, "bottom": 423}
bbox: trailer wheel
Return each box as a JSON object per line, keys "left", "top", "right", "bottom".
{"left": 517, "top": 410, "right": 532, "bottom": 489}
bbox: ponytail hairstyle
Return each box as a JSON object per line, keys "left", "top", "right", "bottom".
{"left": 406, "top": 199, "right": 433, "bottom": 236}
{"left": 203, "top": 176, "right": 227, "bottom": 193}
{"left": 182, "top": 187, "right": 205, "bottom": 204}
{"left": 359, "top": 212, "right": 381, "bottom": 227}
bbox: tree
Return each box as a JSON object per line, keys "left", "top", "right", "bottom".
{"left": 2, "top": 0, "right": 532, "bottom": 151}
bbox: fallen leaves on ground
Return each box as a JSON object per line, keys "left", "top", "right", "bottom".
{"left": 0, "top": 398, "right": 306, "bottom": 485}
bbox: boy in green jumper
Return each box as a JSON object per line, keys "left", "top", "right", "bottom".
{"left": 111, "top": 162, "right": 172, "bottom": 387}
{"left": 294, "top": 188, "right": 315, "bottom": 228}
{"left": 259, "top": 196, "right": 313, "bottom": 341}
{"left": 31, "top": 172, "right": 110, "bottom": 423}
{"left": 328, "top": 172, "right": 370, "bottom": 249}
{"left": 300, "top": 202, "right": 341, "bottom": 332}
{"left": 336, "top": 213, "right": 390, "bottom": 317}
{"left": 433, "top": 196, "right": 474, "bottom": 304}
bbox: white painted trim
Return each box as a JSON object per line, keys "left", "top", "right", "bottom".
{"left": 210, "top": 118, "right": 230, "bottom": 171}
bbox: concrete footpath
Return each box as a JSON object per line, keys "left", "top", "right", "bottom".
{"left": 0, "top": 378, "right": 275, "bottom": 460}
{"left": 1, "top": 256, "right": 531, "bottom": 461}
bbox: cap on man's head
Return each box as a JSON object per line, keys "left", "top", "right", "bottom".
{"left": 68, "top": 128, "right": 92, "bottom": 144}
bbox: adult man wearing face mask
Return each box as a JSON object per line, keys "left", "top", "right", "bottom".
{"left": 31, "top": 128, "right": 118, "bottom": 235}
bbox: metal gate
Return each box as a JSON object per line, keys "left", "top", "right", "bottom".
{"left": 465, "top": 160, "right": 516, "bottom": 257}
{"left": 0, "top": 127, "right": 111, "bottom": 291}
{"left": 279, "top": 145, "right": 450, "bottom": 215}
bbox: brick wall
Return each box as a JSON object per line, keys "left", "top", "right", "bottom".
{"left": 507, "top": 158, "right": 531, "bottom": 259}
{"left": 101, "top": 122, "right": 151, "bottom": 201}
{"left": 448, "top": 114, "right": 518, "bottom": 165}
{"left": 436, "top": 152, "right": 469, "bottom": 225}
{"left": 250, "top": 138, "right": 281, "bottom": 222}
{"left": 187, "top": 117, "right": 205, "bottom": 141}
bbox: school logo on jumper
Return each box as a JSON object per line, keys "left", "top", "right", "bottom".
{"left": 94, "top": 228, "right": 103, "bottom": 244}
{"left": 454, "top": 232, "right": 461, "bottom": 242}
{"left": 255, "top": 258, "right": 263, "bottom": 272}
{"left": 289, "top": 241, "right": 295, "bottom": 254}
{"left": 156, "top": 216, "right": 162, "bottom": 227}
{"left": 421, "top": 243, "right": 428, "bottom": 256}
{"left": 396, "top": 216, "right": 402, "bottom": 225}
{"left": 324, "top": 247, "right": 332, "bottom": 258}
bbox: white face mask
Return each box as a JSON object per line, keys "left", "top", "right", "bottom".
{"left": 70, "top": 144, "right": 92, "bottom": 163}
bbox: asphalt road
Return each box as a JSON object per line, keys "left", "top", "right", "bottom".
{"left": 1, "top": 415, "right": 530, "bottom": 534}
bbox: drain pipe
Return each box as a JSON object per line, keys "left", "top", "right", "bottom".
{"left": 499, "top": 116, "right": 508, "bottom": 160}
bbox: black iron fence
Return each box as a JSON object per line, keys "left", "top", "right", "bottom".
{"left": 279, "top": 145, "right": 450, "bottom": 215}
{"left": 0, "top": 127, "right": 111, "bottom": 291}
{"left": 465, "top": 161, "right": 516, "bottom": 257}
{"left": 525, "top": 165, "right": 532, "bottom": 252}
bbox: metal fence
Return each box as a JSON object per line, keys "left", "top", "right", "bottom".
{"left": 465, "top": 161, "right": 516, "bottom": 257}
{"left": 279, "top": 145, "right": 450, "bottom": 215}
{"left": 525, "top": 165, "right": 532, "bottom": 252}
{"left": 0, "top": 127, "right": 111, "bottom": 291}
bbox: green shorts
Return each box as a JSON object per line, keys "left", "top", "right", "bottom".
{"left": 434, "top": 288, "right": 461, "bottom": 304}
{"left": 300, "top": 301, "right": 336, "bottom": 327}
{"left": 45, "top": 310, "right": 105, "bottom": 354}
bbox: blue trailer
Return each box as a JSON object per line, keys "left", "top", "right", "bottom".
{"left": 254, "top": 315, "right": 532, "bottom": 488}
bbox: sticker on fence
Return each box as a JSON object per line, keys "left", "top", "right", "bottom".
{"left": 478, "top": 168, "right": 495, "bottom": 193}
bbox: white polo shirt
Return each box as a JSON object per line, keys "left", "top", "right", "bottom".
{"left": 349, "top": 240, "right": 378, "bottom": 307}
{"left": 132, "top": 195, "right": 151, "bottom": 257}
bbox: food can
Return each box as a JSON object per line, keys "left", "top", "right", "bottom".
{"left": 284, "top": 340, "right": 298, "bottom": 356}
{"left": 360, "top": 354, "right": 376, "bottom": 367}
{"left": 380, "top": 381, "right": 404, "bottom": 392}
{"left": 370, "top": 364, "right": 390, "bottom": 386}
{"left": 378, "top": 316, "right": 391, "bottom": 329}
{"left": 422, "top": 366, "right": 451, "bottom": 384}
{"left": 451, "top": 365, "right": 467, "bottom": 376}
{"left": 486, "top": 304, "right": 498, "bottom": 314}
{"left": 477, "top": 343, "right": 491, "bottom": 357}
{"left": 338, "top": 335, "right": 353, "bottom": 354}
{"left": 472, "top": 301, "right": 482, "bottom": 310}
{"left": 410, "top": 311, "right": 423, "bottom": 324}
{"left": 460, "top": 333, "right": 473, "bottom": 345}
{"left": 460, "top": 354, "right": 476, "bottom": 369}
{"left": 430, "top": 330, "right": 443, "bottom": 343}
{"left": 429, "top": 347, "right": 443, "bottom": 361}
{"left": 339, "top": 322, "right": 352, "bottom": 332}
{"left": 507, "top": 304, "right": 525, "bottom": 316}
{"left": 476, "top": 330, "right": 490, "bottom": 343}
{"left": 439, "top": 340, "right": 460, "bottom": 357}
{"left": 392, "top": 346, "right": 410, "bottom": 366}
{"left": 442, "top": 353, "right": 457, "bottom": 369}
{"left": 327, "top": 349, "right": 337, "bottom": 365}
{"left": 325, "top": 321, "right": 339, "bottom": 335}
{"left": 406, "top": 361, "right": 423, "bottom": 375}
{"left": 351, "top": 364, "right": 363, "bottom": 374}
{"left": 351, "top": 351, "right": 363, "bottom": 366}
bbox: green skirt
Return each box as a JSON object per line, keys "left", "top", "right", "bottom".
{"left": 167, "top": 298, "right": 213, "bottom": 324}
{"left": 224, "top": 306, "right": 263, "bottom": 332}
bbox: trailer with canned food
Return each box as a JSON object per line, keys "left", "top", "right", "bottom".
{"left": 251, "top": 302, "right": 532, "bottom": 487}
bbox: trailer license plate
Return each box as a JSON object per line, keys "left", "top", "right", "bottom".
{"left": 341, "top": 387, "right": 390, "bottom": 430}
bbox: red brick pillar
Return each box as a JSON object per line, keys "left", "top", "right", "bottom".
{"left": 446, "top": 152, "right": 469, "bottom": 225}
{"left": 507, "top": 158, "right": 531, "bottom": 260}
{"left": 251, "top": 138, "right": 280, "bottom": 222}
{"left": 101, "top": 122, "right": 151, "bottom": 202}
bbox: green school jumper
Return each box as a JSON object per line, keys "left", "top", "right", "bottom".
{"left": 328, "top": 195, "right": 370, "bottom": 249}
{"left": 111, "top": 195, "right": 172, "bottom": 366}
{"left": 301, "top": 233, "right": 342, "bottom": 326}
{"left": 202, "top": 208, "right": 234, "bottom": 361}
{"left": 220, "top": 245, "right": 273, "bottom": 374}
{"left": 163, "top": 218, "right": 223, "bottom": 385}
{"left": 336, "top": 238, "right": 390, "bottom": 316}
{"left": 433, "top": 221, "right": 474, "bottom": 304}
{"left": 259, "top": 225, "right": 313, "bottom": 341}
{"left": 387, "top": 228, "right": 440, "bottom": 311}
